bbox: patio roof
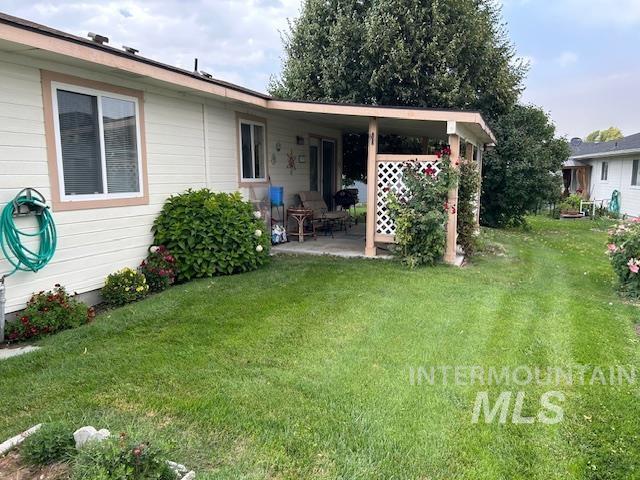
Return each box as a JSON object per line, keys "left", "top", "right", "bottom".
{"left": 0, "top": 12, "right": 495, "bottom": 146}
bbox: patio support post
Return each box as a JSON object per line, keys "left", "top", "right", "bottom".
{"left": 445, "top": 133, "right": 461, "bottom": 264}
{"left": 365, "top": 117, "right": 378, "bottom": 257}
{"left": 476, "top": 147, "right": 483, "bottom": 227}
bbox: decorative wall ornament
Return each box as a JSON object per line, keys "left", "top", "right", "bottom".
{"left": 286, "top": 150, "right": 296, "bottom": 174}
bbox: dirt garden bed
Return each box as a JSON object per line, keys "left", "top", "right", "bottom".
{"left": 0, "top": 450, "right": 70, "bottom": 480}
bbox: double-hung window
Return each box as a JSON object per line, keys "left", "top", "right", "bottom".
{"left": 50, "top": 79, "right": 144, "bottom": 204}
{"left": 632, "top": 160, "right": 640, "bottom": 186}
{"left": 238, "top": 117, "right": 267, "bottom": 182}
{"left": 600, "top": 161, "right": 608, "bottom": 181}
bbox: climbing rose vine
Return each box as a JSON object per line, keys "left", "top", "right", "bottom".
{"left": 386, "top": 147, "right": 458, "bottom": 268}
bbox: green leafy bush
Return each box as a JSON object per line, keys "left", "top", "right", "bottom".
{"left": 72, "top": 434, "right": 176, "bottom": 480}
{"left": 152, "top": 189, "right": 270, "bottom": 281}
{"left": 21, "top": 422, "right": 75, "bottom": 466}
{"left": 607, "top": 220, "right": 640, "bottom": 297}
{"left": 102, "top": 267, "right": 149, "bottom": 307}
{"left": 6, "top": 285, "right": 93, "bottom": 342}
{"left": 559, "top": 194, "right": 582, "bottom": 213}
{"left": 457, "top": 159, "right": 481, "bottom": 256}
{"left": 387, "top": 148, "right": 458, "bottom": 267}
{"left": 139, "top": 246, "right": 177, "bottom": 293}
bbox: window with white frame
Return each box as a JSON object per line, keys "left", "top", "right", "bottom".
{"left": 600, "top": 161, "right": 608, "bottom": 181}
{"left": 52, "top": 83, "right": 143, "bottom": 200}
{"left": 239, "top": 119, "right": 266, "bottom": 181}
{"left": 632, "top": 160, "right": 640, "bottom": 186}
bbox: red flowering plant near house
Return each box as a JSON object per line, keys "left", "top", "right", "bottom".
{"left": 607, "top": 220, "right": 640, "bottom": 297}
{"left": 139, "top": 245, "right": 177, "bottom": 293}
{"left": 5, "top": 285, "right": 93, "bottom": 343}
{"left": 386, "top": 146, "right": 458, "bottom": 267}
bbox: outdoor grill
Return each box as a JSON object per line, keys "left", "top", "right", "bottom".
{"left": 334, "top": 189, "right": 358, "bottom": 211}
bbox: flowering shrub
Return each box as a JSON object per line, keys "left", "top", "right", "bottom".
{"left": 102, "top": 267, "right": 149, "bottom": 307}
{"left": 607, "top": 220, "right": 640, "bottom": 297}
{"left": 5, "top": 285, "right": 93, "bottom": 343}
{"left": 139, "top": 246, "right": 177, "bottom": 293}
{"left": 387, "top": 146, "right": 458, "bottom": 267}
{"left": 152, "top": 189, "right": 270, "bottom": 281}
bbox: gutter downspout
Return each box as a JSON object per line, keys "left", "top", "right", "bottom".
{"left": 202, "top": 103, "right": 211, "bottom": 189}
{"left": 0, "top": 278, "right": 6, "bottom": 343}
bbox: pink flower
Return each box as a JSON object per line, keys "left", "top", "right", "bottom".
{"left": 628, "top": 258, "right": 640, "bottom": 274}
{"left": 607, "top": 243, "right": 618, "bottom": 253}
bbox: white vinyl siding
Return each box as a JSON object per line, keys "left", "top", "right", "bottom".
{"left": 51, "top": 82, "right": 143, "bottom": 201}
{"left": 0, "top": 52, "right": 340, "bottom": 313}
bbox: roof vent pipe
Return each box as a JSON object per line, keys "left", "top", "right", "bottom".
{"left": 123, "top": 45, "right": 139, "bottom": 55}
{"left": 87, "top": 32, "right": 109, "bottom": 44}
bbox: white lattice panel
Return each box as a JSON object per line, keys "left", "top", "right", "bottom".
{"left": 375, "top": 160, "right": 441, "bottom": 236}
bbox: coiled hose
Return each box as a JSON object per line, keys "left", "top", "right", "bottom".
{"left": 0, "top": 189, "right": 57, "bottom": 279}
{"left": 609, "top": 190, "right": 621, "bottom": 216}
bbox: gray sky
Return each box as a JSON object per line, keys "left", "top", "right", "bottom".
{"left": 3, "top": 0, "right": 639, "bottom": 139}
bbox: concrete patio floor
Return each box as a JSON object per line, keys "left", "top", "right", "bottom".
{"left": 272, "top": 222, "right": 393, "bottom": 259}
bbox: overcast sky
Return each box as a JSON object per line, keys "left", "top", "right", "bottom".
{"left": 2, "top": 0, "right": 639, "bottom": 138}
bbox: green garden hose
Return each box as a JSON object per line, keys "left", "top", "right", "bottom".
{"left": 0, "top": 188, "right": 57, "bottom": 279}
{"left": 609, "top": 190, "right": 621, "bottom": 216}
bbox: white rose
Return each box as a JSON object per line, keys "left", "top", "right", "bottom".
{"left": 256, "top": 245, "right": 264, "bottom": 253}
{"left": 254, "top": 229, "right": 262, "bottom": 238}
{"left": 149, "top": 245, "right": 159, "bottom": 253}
{"left": 253, "top": 211, "right": 262, "bottom": 219}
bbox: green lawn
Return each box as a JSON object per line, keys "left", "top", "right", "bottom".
{"left": 1, "top": 217, "right": 640, "bottom": 479}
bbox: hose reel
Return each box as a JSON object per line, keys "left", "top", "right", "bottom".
{"left": 0, "top": 188, "right": 57, "bottom": 342}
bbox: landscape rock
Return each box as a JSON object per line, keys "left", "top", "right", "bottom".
{"left": 73, "top": 426, "right": 111, "bottom": 448}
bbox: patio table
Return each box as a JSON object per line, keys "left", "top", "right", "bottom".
{"left": 286, "top": 208, "right": 316, "bottom": 243}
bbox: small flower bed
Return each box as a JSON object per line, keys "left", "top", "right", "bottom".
{"left": 6, "top": 285, "right": 93, "bottom": 343}
{"left": 102, "top": 267, "right": 149, "bottom": 307}
{"left": 139, "top": 246, "right": 177, "bottom": 293}
{"left": 607, "top": 219, "right": 640, "bottom": 297}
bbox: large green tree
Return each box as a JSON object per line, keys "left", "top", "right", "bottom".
{"left": 585, "top": 127, "right": 623, "bottom": 143}
{"left": 270, "top": 0, "right": 525, "bottom": 120}
{"left": 480, "top": 105, "right": 570, "bottom": 227}
{"left": 271, "top": 0, "right": 569, "bottom": 226}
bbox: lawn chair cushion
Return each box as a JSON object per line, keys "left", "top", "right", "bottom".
{"left": 299, "top": 191, "right": 349, "bottom": 220}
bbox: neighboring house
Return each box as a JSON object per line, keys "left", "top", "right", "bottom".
{"left": 0, "top": 13, "right": 495, "bottom": 312}
{"left": 562, "top": 134, "right": 640, "bottom": 216}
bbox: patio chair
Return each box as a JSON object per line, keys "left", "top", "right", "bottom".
{"left": 298, "top": 191, "right": 349, "bottom": 236}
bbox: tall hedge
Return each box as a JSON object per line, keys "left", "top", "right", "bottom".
{"left": 152, "top": 190, "right": 270, "bottom": 281}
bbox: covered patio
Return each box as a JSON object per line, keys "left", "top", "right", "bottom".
{"left": 266, "top": 101, "right": 496, "bottom": 263}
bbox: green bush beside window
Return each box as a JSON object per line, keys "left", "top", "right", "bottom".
{"left": 152, "top": 189, "right": 270, "bottom": 281}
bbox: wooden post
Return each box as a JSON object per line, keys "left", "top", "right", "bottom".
{"left": 476, "top": 147, "right": 483, "bottom": 227}
{"left": 365, "top": 117, "right": 378, "bottom": 257}
{"left": 445, "top": 134, "right": 460, "bottom": 264}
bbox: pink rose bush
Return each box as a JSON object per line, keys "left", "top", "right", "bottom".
{"left": 607, "top": 220, "right": 640, "bottom": 296}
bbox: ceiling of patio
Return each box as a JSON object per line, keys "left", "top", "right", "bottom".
{"left": 272, "top": 109, "right": 450, "bottom": 140}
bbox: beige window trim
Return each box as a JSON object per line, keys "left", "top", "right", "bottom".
{"left": 236, "top": 112, "right": 269, "bottom": 187}
{"left": 41, "top": 69, "right": 149, "bottom": 212}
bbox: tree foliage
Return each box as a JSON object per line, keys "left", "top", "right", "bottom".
{"left": 480, "top": 105, "right": 571, "bottom": 227}
{"left": 585, "top": 127, "right": 623, "bottom": 143}
{"left": 270, "top": 0, "right": 526, "bottom": 121}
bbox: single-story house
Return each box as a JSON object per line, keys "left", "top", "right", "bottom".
{"left": 0, "top": 13, "right": 495, "bottom": 313}
{"left": 562, "top": 134, "right": 640, "bottom": 216}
